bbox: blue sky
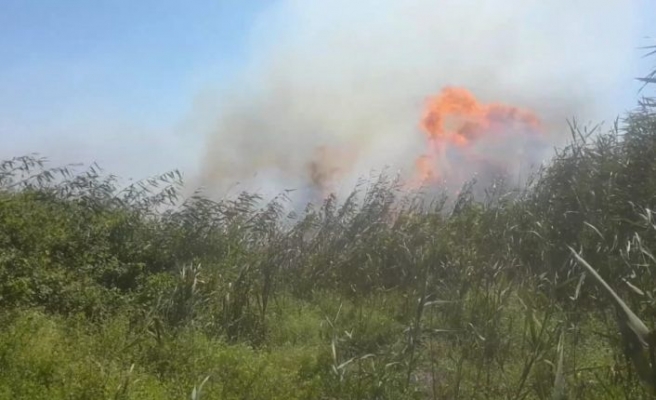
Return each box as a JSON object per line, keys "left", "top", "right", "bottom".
{"left": 1, "top": 0, "right": 655, "bottom": 182}
{"left": 1, "top": 0, "right": 270, "bottom": 178}
{"left": 1, "top": 1, "right": 268, "bottom": 125}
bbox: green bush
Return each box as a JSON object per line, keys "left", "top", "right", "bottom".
{"left": 1, "top": 51, "right": 656, "bottom": 398}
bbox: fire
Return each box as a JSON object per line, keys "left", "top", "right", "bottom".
{"left": 415, "top": 154, "right": 438, "bottom": 183}
{"left": 307, "top": 145, "right": 358, "bottom": 197}
{"left": 303, "top": 86, "right": 545, "bottom": 199}
{"left": 414, "top": 86, "right": 543, "bottom": 186}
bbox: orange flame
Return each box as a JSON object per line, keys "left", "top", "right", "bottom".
{"left": 414, "top": 86, "right": 543, "bottom": 186}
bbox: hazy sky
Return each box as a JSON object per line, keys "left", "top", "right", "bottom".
{"left": 2, "top": 0, "right": 655, "bottom": 185}
{"left": 1, "top": 0, "right": 269, "bottom": 179}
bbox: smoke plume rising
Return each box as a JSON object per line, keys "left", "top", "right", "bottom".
{"left": 196, "top": 0, "right": 640, "bottom": 201}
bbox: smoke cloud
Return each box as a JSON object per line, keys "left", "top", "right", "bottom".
{"left": 196, "top": 0, "right": 641, "bottom": 201}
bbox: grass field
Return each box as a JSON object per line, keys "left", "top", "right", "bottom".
{"left": 0, "top": 56, "right": 655, "bottom": 400}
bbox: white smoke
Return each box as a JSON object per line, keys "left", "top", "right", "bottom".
{"left": 196, "top": 0, "right": 641, "bottom": 200}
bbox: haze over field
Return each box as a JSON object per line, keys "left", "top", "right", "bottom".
{"left": 3, "top": 3, "right": 656, "bottom": 399}
{"left": 2, "top": 0, "right": 654, "bottom": 201}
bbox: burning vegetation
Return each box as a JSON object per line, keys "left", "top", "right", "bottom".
{"left": 304, "top": 86, "right": 547, "bottom": 196}
{"left": 415, "top": 86, "right": 543, "bottom": 185}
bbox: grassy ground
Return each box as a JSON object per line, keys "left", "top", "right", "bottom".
{"left": 1, "top": 60, "right": 655, "bottom": 399}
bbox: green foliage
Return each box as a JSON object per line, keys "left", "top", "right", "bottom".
{"left": 0, "top": 310, "right": 322, "bottom": 399}
{"left": 2, "top": 59, "right": 656, "bottom": 398}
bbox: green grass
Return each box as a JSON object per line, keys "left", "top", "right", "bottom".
{"left": 0, "top": 310, "right": 325, "bottom": 399}
{"left": 0, "top": 50, "right": 655, "bottom": 399}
